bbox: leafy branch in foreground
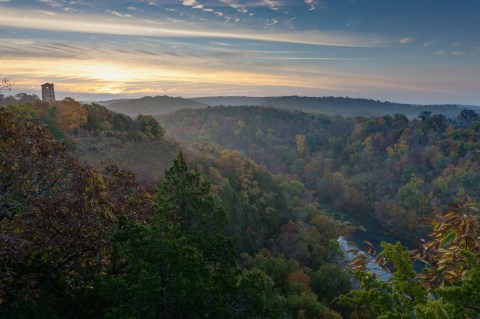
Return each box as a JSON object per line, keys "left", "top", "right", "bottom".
{"left": 413, "top": 198, "right": 479, "bottom": 287}
{"left": 340, "top": 199, "right": 480, "bottom": 318}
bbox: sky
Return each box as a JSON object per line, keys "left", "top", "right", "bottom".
{"left": 0, "top": 0, "right": 479, "bottom": 104}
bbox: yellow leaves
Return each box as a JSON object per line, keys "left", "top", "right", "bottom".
{"left": 295, "top": 134, "right": 306, "bottom": 158}
{"left": 56, "top": 97, "right": 88, "bottom": 132}
{"left": 386, "top": 146, "right": 395, "bottom": 157}
{"left": 362, "top": 136, "right": 374, "bottom": 156}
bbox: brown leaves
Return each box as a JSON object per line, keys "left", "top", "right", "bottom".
{"left": 346, "top": 240, "right": 389, "bottom": 275}
{"left": 412, "top": 200, "right": 480, "bottom": 288}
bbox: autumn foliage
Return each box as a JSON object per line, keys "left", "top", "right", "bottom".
{"left": 56, "top": 97, "right": 88, "bottom": 132}
{"left": 413, "top": 199, "right": 480, "bottom": 287}
{"left": 0, "top": 107, "right": 155, "bottom": 313}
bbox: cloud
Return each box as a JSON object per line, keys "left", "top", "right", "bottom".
{"left": 268, "top": 57, "right": 368, "bottom": 61}
{"left": 220, "top": 0, "right": 250, "bottom": 15}
{"left": 210, "top": 41, "right": 230, "bottom": 46}
{"left": 3, "top": 36, "right": 477, "bottom": 103}
{"left": 39, "top": 0, "right": 64, "bottom": 8}
{"left": 0, "top": 9, "right": 386, "bottom": 48}
{"left": 423, "top": 41, "right": 435, "bottom": 47}
{"left": 266, "top": 19, "right": 279, "bottom": 26}
{"left": 399, "top": 37, "right": 412, "bottom": 44}
{"left": 434, "top": 50, "right": 445, "bottom": 56}
{"left": 182, "top": 0, "right": 197, "bottom": 6}
{"left": 63, "top": 7, "right": 78, "bottom": 13}
{"left": 35, "top": 9, "right": 58, "bottom": 16}
{"left": 107, "top": 10, "right": 132, "bottom": 18}
{"left": 181, "top": 0, "right": 205, "bottom": 10}
{"left": 262, "top": 0, "right": 279, "bottom": 11}
{"left": 304, "top": 0, "right": 317, "bottom": 10}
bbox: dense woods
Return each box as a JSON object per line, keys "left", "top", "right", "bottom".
{"left": 160, "top": 106, "right": 480, "bottom": 244}
{"left": 1, "top": 95, "right": 479, "bottom": 318}
{"left": 0, "top": 104, "right": 348, "bottom": 318}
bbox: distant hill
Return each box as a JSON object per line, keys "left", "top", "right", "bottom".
{"left": 97, "top": 95, "right": 479, "bottom": 118}
{"left": 98, "top": 95, "right": 208, "bottom": 116}
{"left": 191, "top": 96, "right": 477, "bottom": 118}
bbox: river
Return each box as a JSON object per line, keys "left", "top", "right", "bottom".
{"left": 338, "top": 236, "right": 392, "bottom": 282}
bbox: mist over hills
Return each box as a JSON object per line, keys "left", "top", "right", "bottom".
{"left": 98, "top": 95, "right": 478, "bottom": 118}
{"left": 192, "top": 96, "right": 477, "bottom": 118}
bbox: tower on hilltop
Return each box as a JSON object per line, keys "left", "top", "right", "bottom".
{"left": 41, "top": 83, "right": 56, "bottom": 103}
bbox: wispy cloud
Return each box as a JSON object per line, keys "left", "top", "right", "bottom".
{"left": 3, "top": 36, "right": 464, "bottom": 100}
{"left": 220, "top": 0, "right": 250, "bottom": 15}
{"left": 268, "top": 57, "right": 368, "bottom": 61}
{"left": 399, "top": 37, "right": 413, "bottom": 44}
{"left": 35, "top": 9, "right": 58, "bottom": 16}
{"left": 0, "top": 9, "right": 386, "bottom": 48}
{"left": 106, "top": 10, "right": 132, "bottom": 18}
{"left": 39, "top": 0, "right": 64, "bottom": 8}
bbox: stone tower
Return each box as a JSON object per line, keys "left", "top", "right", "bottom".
{"left": 41, "top": 83, "right": 56, "bottom": 103}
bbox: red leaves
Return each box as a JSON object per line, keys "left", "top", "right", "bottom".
{"left": 286, "top": 270, "right": 312, "bottom": 291}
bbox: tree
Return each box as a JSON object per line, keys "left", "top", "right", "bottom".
{"left": 157, "top": 153, "right": 229, "bottom": 243}
{"left": 0, "top": 77, "right": 12, "bottom": 94}
{"left": 56, "top": 97, "right": 88, "bottom": 133}
{"left": 154, "top": 152, "right": 236, "bottom": 317}
{"left": 0, "top": 107, "right": 154, "bottom": 316}
{"left": 296, "top": 134, "right": 306, "bottom": 158}
{"left": 135, "top": 114, "right": 165, "bottom": 139}
{"left": 419, "top": 111, "right": 432, "bottom": 122}
{"left": 311, "top": 264, "right": 351, "bottom": 305}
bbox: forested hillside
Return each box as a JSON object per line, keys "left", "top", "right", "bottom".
{"left": 1, "top": 103, "right": 352, "bottom": 318}
{"left": 99, "top": 95, "right": 208, "bottom": 116}
{"left": 2, "top": 95, "right": 181, "bottom": 181}
{"left": 160, "top": 106, "right": 480, "bottom": 243}
{"left": 1, "top": 94, "right": 480, "bottom": 318}
{"left": 191, "top": 96, "right": 474, "bottom": 118}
